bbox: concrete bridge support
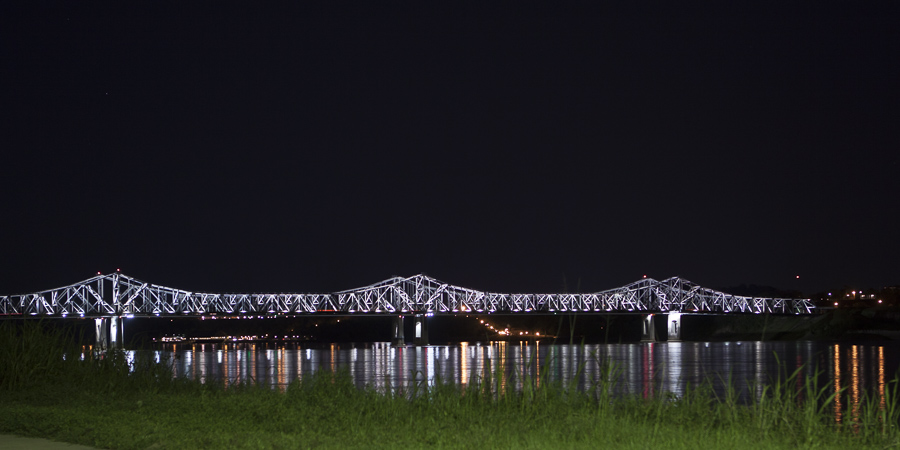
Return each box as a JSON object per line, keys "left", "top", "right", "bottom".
{"left": 667, "top": 312, "right": 682, "bottom": 342}
{"left": 413, "top": 314, "right": 429, "bottom": 346}
{"left": 111, "top": 316, "right": 123, "bottom": 348}
{"left": 94, "top": 316, "right": 124, "bottom": 350}
{"left": 392, "top": 315, "right": 405, "bottom": 346}
{"left": 640, "top": 314, "right": 657, "bottom": 342}
{"left": 94, "top": 318, "right": 108, "bottom": 350}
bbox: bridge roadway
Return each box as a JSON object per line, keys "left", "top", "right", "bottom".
{"left": 0, "top": 272, "right": 814, "bottom": 346}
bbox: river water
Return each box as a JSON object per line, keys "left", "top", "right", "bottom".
{"left": 138, "top": 340, "right": 899, "bottom": 417}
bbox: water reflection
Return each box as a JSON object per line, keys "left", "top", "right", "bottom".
{"left": 879, "top": 346, "right": 886, "bottom": 413}
{"left": 834, "top": 344, "right": 842, "bottom": 423}
{"left": 828, "top": 343, "right": 893, "bottom": 427}
{"left": 123, "top": 341, "right": 899, "bottom": 410}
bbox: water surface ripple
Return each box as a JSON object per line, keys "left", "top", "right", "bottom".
{"left": 139, "top": 340, "right": 900, "bottom": 412}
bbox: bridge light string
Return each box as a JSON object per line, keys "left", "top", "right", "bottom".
{"left": 476, "top": 315, "right": 543, "bottom": 339}
{"left": 2, "top": 272, "right": 815, "bottom": 317}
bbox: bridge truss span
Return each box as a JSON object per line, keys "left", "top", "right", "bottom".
{"left": 0, "top": 272, "right": 815, "bottom": 317}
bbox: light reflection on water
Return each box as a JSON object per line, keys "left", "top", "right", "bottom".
{"left": 127, "top": 341, "right": 899, "bottom": 415}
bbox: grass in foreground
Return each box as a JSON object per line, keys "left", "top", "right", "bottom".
{"left": 1, "top": 322, "right": 899, "bottom": 449}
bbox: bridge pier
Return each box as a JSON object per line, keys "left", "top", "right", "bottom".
{"left": 392, "top": 315, "right": 405, "bottom": 346}
{"left": 94, "top": 316, "right": 124, "bottom": 350}
{"left": 94, "top": 318, "right": 108, "bottom": 350}
{"left": 667, "top": 312, "right": 682, "bottom": 342}
{"left": 413, "top": 314, "right": 429, "bottom": 346}
{"left": 112, "top": 316, "right": 124, "bottom": 348}
{"left": 640, "top": 314, "right": 657, "bottom": 342}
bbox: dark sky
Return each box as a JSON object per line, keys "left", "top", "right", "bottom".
{"left": 2, "top": 3, "right": 898, "bottom": 296}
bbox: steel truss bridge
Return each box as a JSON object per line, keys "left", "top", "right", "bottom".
{"left": 0, "top": 272, "right": 814, "bottom": 317}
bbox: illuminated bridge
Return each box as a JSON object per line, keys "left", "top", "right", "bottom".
{"left": 0, "top": 272, "right": 814, "bottom": 346}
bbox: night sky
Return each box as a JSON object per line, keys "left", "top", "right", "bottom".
{"left": 3, "top": 3, "right": 898, "bottom": 297}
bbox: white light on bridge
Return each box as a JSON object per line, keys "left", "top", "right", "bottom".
{"left": 3, "top": 272, "right": 816, "bottom": 319}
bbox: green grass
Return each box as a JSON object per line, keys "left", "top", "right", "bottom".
{"left": 1, "top": 321, "right": 899, "bottom": 449}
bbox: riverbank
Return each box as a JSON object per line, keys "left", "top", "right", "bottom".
{"left": 682, "top": 307, "right": 900, "bottom": 342}
{"left": 3, "top": 368, "right": 899, "bottom": 449}
{"left": 2, "top": 322, "right": 899, "bottom": 449}
{"left": 17, "top": 306, "right": 900, "bottom": 348}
